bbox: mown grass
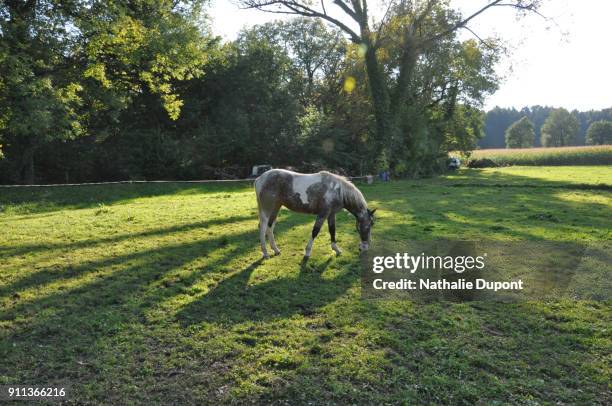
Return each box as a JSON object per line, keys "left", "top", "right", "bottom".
{"left": 465, "top": 145, "right": 612, "bottom": 166}
{"left": 0, "top": 167, "right": 610, "bottom": 404}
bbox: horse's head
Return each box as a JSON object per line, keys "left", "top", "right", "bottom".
{"left": 356, "top": 208, "right": 376, "bottom": 251}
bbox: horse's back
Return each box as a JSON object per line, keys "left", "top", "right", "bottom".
{"left": 256, "top": 169, "right": 343, "bottom": 214}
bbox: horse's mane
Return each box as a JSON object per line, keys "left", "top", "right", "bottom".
{"left": 323, "top": 172, "right": 366, "bottom": 215}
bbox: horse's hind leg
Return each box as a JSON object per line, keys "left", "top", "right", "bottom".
{"left": 266, "top": 206, "right": 281, "bottom": 255}
{"left": 258, "top": 210, "right": 270, "bottom": 259}
{"left": 257, "top": 200, "right": 273, "bottom": 259}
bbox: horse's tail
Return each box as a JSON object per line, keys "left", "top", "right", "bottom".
{"left": 254, "top": 172, "right": 268, "bottom": 213}
{"left": 254, "top": 177, "right": 261, "bottom": 205}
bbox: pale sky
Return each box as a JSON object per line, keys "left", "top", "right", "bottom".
{"left": 209, "top": 0, "right": 612, "bottom": 111}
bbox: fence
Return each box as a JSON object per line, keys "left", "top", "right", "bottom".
{"left": 0, "top": 175, "right": 374, "bottom": 188}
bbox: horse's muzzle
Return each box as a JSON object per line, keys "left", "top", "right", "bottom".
{"left": 359, "top": 241, "right": 369, "bottom": 251}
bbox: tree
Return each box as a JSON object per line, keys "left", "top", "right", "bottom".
{"left": 482, "top": 107, "right": 521, "bottom": 148}
{"left": 481, "top": 106, "right": 612, "bottom": 148}
{"left": 585, "top": 120, "right": 612, "bottom": 145}
{"left": 0, "top": 0, "right": 84, "bottom": 183}
{"left": 540, "top": 108, "right": 579, "bottom": 147}
{"left": 574, "top": 108, "right": 612, "bottom": 145}
{"left": 505, "top": 116, "right": 535, "bottom": 148}
{"left": 0, "top": 0, "right": 213, "bottom": 183}
{"left": 238, "top": 0, "right": 542, "bottom": 169}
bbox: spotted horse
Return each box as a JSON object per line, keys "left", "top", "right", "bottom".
{"left": 254, "top": 169, "right": 375, "bottom": 259}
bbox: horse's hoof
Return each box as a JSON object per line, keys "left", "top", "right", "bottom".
{"left": 262, "top": 254, "right": 270, "bottom": 259}
{"left": 273, "top": 250, "right": 281, "bottom": 256}
{"left": 334, "top": 251, "right": 342, "bottom": 256}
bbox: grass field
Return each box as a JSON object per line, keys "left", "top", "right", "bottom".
{"left": 1, "top": 166, "right": 611, "bottom": 404}
{"left": 465, "top": 145, "right": 612, "bottom": 166}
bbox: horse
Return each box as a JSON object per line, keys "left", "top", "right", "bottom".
{"left": 254, "top": 169, "right": 376, "bottom": 259}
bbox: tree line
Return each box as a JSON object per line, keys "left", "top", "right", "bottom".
{"left": 482, "top": 106, "right": 612, "bottom": 149}
{"left": 1, "top": 1, "right": 548, "bottom": 184}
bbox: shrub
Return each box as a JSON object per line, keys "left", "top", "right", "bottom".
{"left": 467, "top": 158, "right": 498, "bottom": 168}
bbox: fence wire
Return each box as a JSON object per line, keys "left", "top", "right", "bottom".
{"left": 0, "top": 175, "right": 373, "bottom": 188}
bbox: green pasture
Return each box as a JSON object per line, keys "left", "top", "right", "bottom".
{"left": 0, "top": 166, "right": 610, "bottom": 404}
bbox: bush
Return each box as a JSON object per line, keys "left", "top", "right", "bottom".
{"left": 467, "top": 158, "right": 498, "bottom": 168}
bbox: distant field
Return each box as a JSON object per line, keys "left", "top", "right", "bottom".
{"left": 440, "top": 165, "right": 612, "bottom": 188}
{"left": 465, "top": 145, "right": 612, "bottom": 166}
{"left": 1, "top": 166, "right": 610, "bottom": 404}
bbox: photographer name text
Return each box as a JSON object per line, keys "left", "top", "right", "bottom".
{"left": 372, "top": 278, "right": 524, "bottom": 291}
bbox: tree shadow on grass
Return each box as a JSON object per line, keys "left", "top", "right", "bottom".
{"left": 0, "top": 224, "right": 280, "bottom": 399}
{"left": 176, "top": 256, "right": 357, "bottom": 326}
{"left": 0, "top": 209, "right": 322, "bottom": 377}
{"left": 0, "top": 214, "right": 254, "bottom": 265}
{"left": 1, "top": 207, "right": 313, "bottom": 311}
{"left": 0, "top": 207, "right": 365, "bottom": 405}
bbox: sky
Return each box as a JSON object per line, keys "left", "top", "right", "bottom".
{"left": 209, "top": 0, "right": 612, "bottom": 111}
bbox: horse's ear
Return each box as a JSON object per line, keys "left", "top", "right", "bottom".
{"left": 368, "top": 208, "right": 377, "bottom": 216}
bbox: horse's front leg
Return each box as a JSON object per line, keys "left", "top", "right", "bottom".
{"left": 305, "top": 213, "right": 327, "bottom": 258}
{"left": 328, "top": 213, "right": 342, "bottom": 255}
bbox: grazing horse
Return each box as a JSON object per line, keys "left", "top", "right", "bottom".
{"left": 254, "top": 169, "right": 375, "bottom": 259}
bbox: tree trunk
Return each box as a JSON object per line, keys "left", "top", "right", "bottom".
{"left": 390, "top": 35, "right": 418, "bottom": 120}
{"left": 363, "top": 44, "right": 394, "bottom": 165}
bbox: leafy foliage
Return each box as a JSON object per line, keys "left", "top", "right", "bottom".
{"left": 505, "top": 116, "right": 535, "bottom": 148}
{"left": 541, "top": 108, "right": 580, "bottom": 147}
{"left": 1, "top": 1, "right": 593, "bottom": 184}
{"left": 482, "top": 106, "right": 612, "bottom": 148}
{"left": 0, "top": 0, "right": 214, "bottom": 183}
{"left": 586, "top": 120, "right": 612, "bottom": 145}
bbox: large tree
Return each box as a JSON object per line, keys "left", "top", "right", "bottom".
{"left": 240, "top": 18, "right": 347, "bottom": 106}
{"left": 238, "top": 0, "right": 543, "bottom": 168}
{"left": 505, "top": 116, "right": 535, "bottom": 148}
{"left": 0, "top": 0, "right": 84, "bottom": 183}
{"left": 0, "top": 0, "right": 212, "bottom": 183}
{"left": 586, "top": 120, "right": 612, "bottom": 145}
{"left": 540, "top": 108, "right": 579, "bottom": 147}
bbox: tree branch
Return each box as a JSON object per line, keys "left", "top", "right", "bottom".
{"left": 423, "top": 0, "right": 504, "bottom": 45}
{"left": 462, "top": 25, "right": 496, "bottom": 50}
{"left": 332, "top": 0, "right": 358, "bottom": 21}
{"left": 423, "top": 0, "right": 542, "bottom": 45}
{"left": 238, "top": 0, "right": 362, "bottom": 42}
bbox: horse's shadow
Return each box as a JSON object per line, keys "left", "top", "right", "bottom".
{"left": 177, "top": 256, "right": 356, "bottom": 326}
